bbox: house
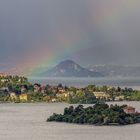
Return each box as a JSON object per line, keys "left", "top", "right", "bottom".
{"left": 51, "top": 98, "right": 57, "bottom": 102}
{"left": 41, "top": 86, "right": 46, "bottom": 94}
{"left": 10, "top": 92, "right": 17, "bottom": 100}
{"left": 19, "top": 93, "right": 28, "bottom": 102}
{"left": 21, "top": 85, "right": 28, "bottom": 93}
{"left": 0, "top": 73, "right": 7, "bottom": 77}
{"left": 48, "top": 86, "right": 58, "bottom": 94}
{"left": 0, "top": 87, "right": 9, "bottom": 92}
{"left": 34, "top": 83, "right": 41, "bottom": 93}
{"left": 0, "top": 78, "right": 9, "bottom": 83}
{"left": 115, "top": 95, "right": 125, "bottom": 101}
{"left": 43, "top": 96, "right": 51, "bottom": 102}
{"left": 93, "top": 92, "right": 110, "bottom": 100}
{"left": 58, "top": 86, "right": 63, "bottom": 91}
{"left": 123, "top": 106, "right": 136, "bottom": 114}
{"left": 58, "top": 89, "right": 66, "bottom": 94}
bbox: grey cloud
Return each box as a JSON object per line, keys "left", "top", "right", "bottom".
{"left": 0, "top": 0, "right": 140, "bottom": 67}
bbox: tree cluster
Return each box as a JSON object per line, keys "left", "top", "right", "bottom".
{"left": 47, "top": 103, "right": 140, "bottom": 125}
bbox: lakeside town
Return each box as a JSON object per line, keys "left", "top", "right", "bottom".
{"left": 1, "top": 73, "right": 140, "bottom": 126}
{"left": 1, "top": 72, "right": 140, "bottom": 103}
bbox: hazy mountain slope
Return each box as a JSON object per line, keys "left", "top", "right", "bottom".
{"left": 89, "top": 65, "right": 140, "bottom": 77}
{"left": 40, "top": 60, "right": 103, "bottom": 77}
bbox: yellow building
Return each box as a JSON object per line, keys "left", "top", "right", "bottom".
{"left": 43, "top": 96, "right": 51, "bottom": 102}
{"left": 19, "top": 94, "right": 28, "bottom": 102}
{"left": 115, "top": 95, "right": 125, "bottom": 101}
{"left": 56, "top": 93, "right": 68, "bottom": 102}
{"left": 93, "top": 92, "right": 110, "bottom": 100}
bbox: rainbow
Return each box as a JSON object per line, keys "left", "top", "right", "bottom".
{"left": 12, "top": 0, "right": 137, "bottom": 76}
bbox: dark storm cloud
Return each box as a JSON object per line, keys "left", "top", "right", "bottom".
{"left": 0, "top": 0, "right": 90, "bottom": 62}
{"left": 0, "top": 0, "right": 140, "bottom": 67}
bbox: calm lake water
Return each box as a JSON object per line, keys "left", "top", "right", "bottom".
{"left": 29, "top": 77, "right": 140, "bottom": 89}
{"left": 0, "top": 102, "right": 140, "bottom": 140}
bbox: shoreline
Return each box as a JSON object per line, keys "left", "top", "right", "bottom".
{"left": 28, "top": 77, "right": 140, "bottom": 90}
{"left": 0, "top": 100, "right": 140, "bottom": 104}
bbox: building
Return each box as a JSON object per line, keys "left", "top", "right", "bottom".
{"left": 19, "top": 94, "right": 28, "bottom": 102}
{"left": 0, "top": 87, "right": 9, "bottom": 92}
{"left": 10, "top": 92, "right": 17, "bottom": 100}
{"left": 51, "top": 98, "right": 57, "bottom": 102}
{"left": 123, "top": 106, "right": 136, "bottom": 114}
{"left": 21, "top": 85, "right": 28, "bottom": 93}
{"left": 0, "top": 78, "right": 9, "bottom": 83}
{"left": 0, "top": 73, "right": 7, "bottom": 77}
{"left": 41, "top": 86, "right": 46, "bottom": 94}
{"left": 93, "top": 92, "right": 110, "bottom": 100}
{"left": 34, "top": 83, "right": 41, "bottom": 93}
{"left": 115, "top": 95, "right": 125, "bottom": 101}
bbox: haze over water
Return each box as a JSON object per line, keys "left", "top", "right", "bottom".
{"left": 29, "top": 77, "right": 140, "bottom": 89}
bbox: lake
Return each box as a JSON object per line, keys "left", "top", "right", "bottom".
{"left": 0, "top": 102, "right": 140, "bottom": 140}
{"left": 29, "top": 77, "right": 140, "bottom": 89}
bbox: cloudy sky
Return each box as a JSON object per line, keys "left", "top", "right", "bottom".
{"left": 0, "top": 0, "right": 140, "bottom": 74}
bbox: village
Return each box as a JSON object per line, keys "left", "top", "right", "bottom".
{"left": 0, "top": 73, "right": 140, "bottom": 103}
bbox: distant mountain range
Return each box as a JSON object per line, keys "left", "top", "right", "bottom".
{"left": 89, "top": 65, "right": 140, "bottom": 77}
{"left": 1, "top": 60, "right": 140, "bottom": 77}
{"left": 40, "top": 60, "right": 140, "bottom": 77}
{"left": 40, "top": 60, "right": 103, "bottom": 77}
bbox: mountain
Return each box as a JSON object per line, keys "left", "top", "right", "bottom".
{"left": 40, "top": 60, "right": 103, "bottom": 77}
{"left": 89, "top": 65, "right": 140, "bottom": 77}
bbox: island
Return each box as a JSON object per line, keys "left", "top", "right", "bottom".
{"left": 47, "top": 103, "right": 140, "bottom": 125}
